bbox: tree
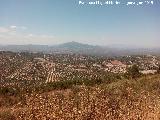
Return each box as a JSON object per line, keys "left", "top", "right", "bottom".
{"left": 126, "top": 64, "right": 141, "bottom": 79}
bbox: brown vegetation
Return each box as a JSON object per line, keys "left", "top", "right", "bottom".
{"left": 0, "top": 74, "right": 159, "bottom": 120}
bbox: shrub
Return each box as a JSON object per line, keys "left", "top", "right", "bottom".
{"left": 0, "top": 110, "right": 15, "bottom": 120}
{"left": 126, "top": 64, "right": 141, "bottom": 79}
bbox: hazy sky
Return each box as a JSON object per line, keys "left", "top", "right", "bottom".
{"left": 0, "top": 0, "right": 160, "bottom": 47}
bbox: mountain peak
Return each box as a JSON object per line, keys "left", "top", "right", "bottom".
{"left": 56, "top": 41, "right": 98, "bottom": 52}
{"left": 59, "top": 41, "right": 92, "bottom": 47}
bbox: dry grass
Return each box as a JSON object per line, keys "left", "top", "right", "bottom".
{"left": 8, "top": 75, "right": 160, "bottom": 120}
{"left": 0, "top": 108, "right": 15, "bottom": 120}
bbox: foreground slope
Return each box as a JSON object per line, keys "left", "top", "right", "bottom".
{"left": 1, "top": 74, "right": 160, "bottom": 120}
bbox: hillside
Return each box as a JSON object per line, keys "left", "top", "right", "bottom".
{"left": 1, "top": 74, "right": 160, "bottom": 120}
{"left": 1, "top": 42, "right": 160, "bottom": 56}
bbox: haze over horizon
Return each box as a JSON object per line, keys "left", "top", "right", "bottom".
{"left": 0, "top": 0, "right": 160, "bottom": 47}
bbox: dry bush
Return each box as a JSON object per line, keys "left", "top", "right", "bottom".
{"left": 0, "top": 109, "right": 15, "bottom": 120}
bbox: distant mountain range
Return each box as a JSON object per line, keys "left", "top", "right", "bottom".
{"left": 0, "top": 41, "right": 160, "bottom": 56}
